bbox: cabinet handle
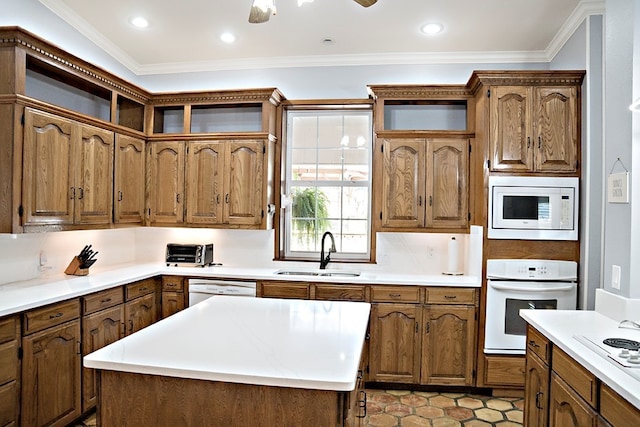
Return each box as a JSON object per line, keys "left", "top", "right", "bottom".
{"left": 77, "top": 341, "right": 81, "bottom": 355}
{"left": 78, "top": 188, "right": 84, "bottom": 200}
{"left": 216, "top": 194, "right": 220, "bottom": 204}
{"left": 356, "top": 390, "right": 367, "bottom": 418}
{"left": 101, "top": 298, "right": 112, "bottom": 304}
{"left": 225, "top": 194, "right": 230, "bottom": 204}
{"left": 528, "top": 340, "right": 540, "bottom": 349}
{"left": 176, "top": 194, "right": 181, "bottom": 203}
{"left": 70, "top": 187, "right": 75, "bottom": 200}
{"left": 426, "top": 322, "right": 430, "bottom": 334}
{"left": 444, "top": 295, "right": 457, "bottom": 300}
{"left": 128, "top": 320, "right": 133, "bottom": 333}
{"left": 429, "top": 195, "right": 433, "bottom": 206}
{"left": 118, "top": 191, "right": 123, "bottom": 201}
{"left": 389, "top": 293, "right": 401, "bottom": 299}
{"left": 538, "top": 136, "right": 542, "bottom": 149}
{"left": 535, "top": 391, "right": 544, "bottom": 409}
{"left": 418, "top": 196, "right": 422, "bottom": 207}
{"left": 527, "top": 136, "right": 531, "bottom": 148}
{"left": 49, "top": 312, "right": 63, "bottom": 319}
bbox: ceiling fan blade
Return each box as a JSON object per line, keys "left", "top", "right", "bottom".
{"left": 249, "top": 5, "right": 271, "bottom": 23}
{"left": 353, "top": 0, "right": 377, "bottom": 7}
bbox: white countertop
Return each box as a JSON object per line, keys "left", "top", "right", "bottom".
{"left": 0, "top": 262, "right": 479, "bottom": 317}
{"left": 521, "top": 309, "right": 640, "bottom": 410}
{"left": 84, "top": 296, "right": 371, "bottom": 391}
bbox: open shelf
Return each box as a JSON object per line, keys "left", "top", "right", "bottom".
{"left": 383, "top": 100, "right": 467, "bottom": 131}
{"left": 190, "top": 104, "right": 263, "bottom": 133}
{"left": 116, "top": 95, "right": 144, "bottom": 132}
{"left": 153, "top": 106, "right": 185, "bottom": 134}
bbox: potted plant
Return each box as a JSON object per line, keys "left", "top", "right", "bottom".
{"left": 291, "top": 187, "right": 330, "bottom": 246}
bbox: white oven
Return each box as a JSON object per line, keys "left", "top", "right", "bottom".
{"left": 484, "top": 259, "right": 577, "bottom": 355}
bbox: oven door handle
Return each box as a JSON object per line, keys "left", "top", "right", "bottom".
{"left": 488, "top": 281, "right": 575, "bottom": 292}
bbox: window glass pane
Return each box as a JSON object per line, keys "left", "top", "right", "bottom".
{"left": 285, "top": 108, "right": 372, "bottom": 260}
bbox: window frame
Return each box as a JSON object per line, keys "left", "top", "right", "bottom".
{"left": 279, "top": 102, "right": 374, "bottom": 263}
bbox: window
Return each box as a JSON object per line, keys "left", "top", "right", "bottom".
{"left": 283, "top": 107, "right": 372, "bottom": 261}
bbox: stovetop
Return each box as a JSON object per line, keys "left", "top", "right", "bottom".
{"left": 575, "top": 328, "right": 640, "bottom": 382}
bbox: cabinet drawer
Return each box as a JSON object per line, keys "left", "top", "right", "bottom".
{"left": 552, "top": 347, "right": 598, "bottom": 408}
{"left": 0, "top": 316, "right": 18, "bottom": 344}
{"left": 314, "top": 284, "right": 366, "bottom": 301}
{"left": 425, "top": 288, "right": 476, "bottom": 304}
{"left": 162, "top": 276, "right": 184, "bottom": 292}
{"left": 260, "top": 281, "right": 310, "bottom": 299}
{"left": 600, "top": 383, "right": 640, "bottom": 427}
{"left": 82, "top": 287, "right": 124, "bottom": 315}
{"left": 23, "top": 299, "right": 80, "bottom": 335}
{"left": 125, "top": 278, "right": 157, "bottom": 301}
{"left": 526, "top": 326, "right": 551, "bottom": 364}
{"left": 370, "top": 286, "right": 420, "bottom": 303}
{"left": 484, "top": 355, "right": 525, "bottom": 387}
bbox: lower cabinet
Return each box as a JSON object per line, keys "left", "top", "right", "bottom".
{"left": 524, "top": 350, "right": 550, "bottom": 427}
{"left": 125, "top": 278, "right": 160, "bottom": 334}
{"left": 0, "top": 315, "right": 20, "bottom": 426}
{"left": 258, "top": 281, "right": 310, "bottom": 299}
{"left": 549, "top": 372, "right": 598, "bottom": 427}
{"left": 161, "top": 276, "right": 186, "bottom": 318}
{"left": 21, "top": 299, "right": 82, "bottom": 427}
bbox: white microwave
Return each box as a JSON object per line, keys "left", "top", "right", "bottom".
{"left": 488, "top": 176, "right": 579, "bottom": 240}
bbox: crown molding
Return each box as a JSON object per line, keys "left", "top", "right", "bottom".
{"left": 546, "top": 0, "right": 606, "bottom": 61}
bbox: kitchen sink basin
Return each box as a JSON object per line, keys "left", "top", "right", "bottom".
{"left": 274, "top": 269, "right": 360, "bottom": 277}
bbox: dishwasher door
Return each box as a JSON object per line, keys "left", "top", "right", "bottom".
{"left": 188, "top": 279, "right": 257, "bottom": 306}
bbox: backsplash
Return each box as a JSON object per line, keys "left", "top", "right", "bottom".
{"left": 0, "top": 226, "right": 482, "bottom": 286}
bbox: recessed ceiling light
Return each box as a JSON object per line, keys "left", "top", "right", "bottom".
{"left": 220, "top": 32, "right": 236, "bottom": 43}
{"left": 129, "top": 16, "right": 149, "bottom": 29}
{"left": 421, "top": 23, "right": 444, "bottom": 35}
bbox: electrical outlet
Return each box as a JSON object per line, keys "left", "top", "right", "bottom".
{"left": 612, "top": 265, "right": 621, "bottom": 290}
{"left": 426, "top": 246, "right": 434, "bottom": 258}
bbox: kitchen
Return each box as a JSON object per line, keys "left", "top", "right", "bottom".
{"left": 1, "top": 0, "right": 640, "bottom": 426}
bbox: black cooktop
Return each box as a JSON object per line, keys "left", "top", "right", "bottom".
{"left": 603, "top": 337, "right": 640, "bottom": 350}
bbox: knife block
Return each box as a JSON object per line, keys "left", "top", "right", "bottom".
{"left": 64, "top": 256, "right": 89, "bottom": 276}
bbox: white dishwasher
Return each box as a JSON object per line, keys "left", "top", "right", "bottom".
{"left": 188, "top": 279, "right": 257, "bottom": 306}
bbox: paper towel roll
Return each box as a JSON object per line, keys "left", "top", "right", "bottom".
{"left": 446, "top": 237, "right": 460, "bottom": 274}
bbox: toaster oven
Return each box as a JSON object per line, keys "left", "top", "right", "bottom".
{"left": 165, "top": 243, "right": 214, "bottom": 267}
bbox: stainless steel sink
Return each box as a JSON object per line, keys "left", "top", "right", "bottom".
{"left": 274, "top": 270, "right": 360, "bottom": 277}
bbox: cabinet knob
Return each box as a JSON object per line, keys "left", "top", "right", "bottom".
{"left": 538, "top": 136, "right": 542, "bottom": 149}
{"left": 70, "top": 187, "right": 75, "bottom": 200}
{"left": 78, "top": 188, "right": 84, "bottom": 200}
{"left": 118, "top": 191, "right": 123, "bottom": 201}
{"left": 528, "top": 339, "right": 540, "bottom": 348}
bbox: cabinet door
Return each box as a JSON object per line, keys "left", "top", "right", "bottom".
{"left": 114, "top": 135, "right": 145, "bottom": 224}
{"left": 75, "top": 123, "right": 114, "bottom": 224}
{"left": 0, "top": 316, "right": 20, "bottom": 427}
{"left": 380, "top": 138, "right": 425, "bottom": 228}
{"left": 533, "top": 86, "right": 578, "bottom": 172}
{"left": 421, "top": 305, "right": 475, "bottom": 386}
{"left": 224, "top": 140, "right": 264, "bottom": 225}
{"left": 185, "top": 141, "right": 224, "bottom": 224}
{"left": 148, "top": 141, "right": 185, "bottom": 224}
{"left": 425, "top": 138, "right": 469, "bottom": 228}
{"left": 125, "top": 293, "right": 158, "bottom": 335}
{"left": 21, "top": 320, "right": 81, "bottom": 427}
{"left": 22, "top": 108, "right": 75, "bottom": 226}
{"left": 162, "top": 291, "right": 185, "bottom": 318}
{"left": 524, "top": 351, "right": 550, "bottom": 427}
{"left": 82, "top": 305, "right": 125, "bottom": 412}
{"left": 489, "top": 86, "right": 533, "bottom": 172}
{"left": 549, "top": 373, "right": 598, "bottom": 427}
{"left": 368, "top": 303, "right": 421, "bottom": 383}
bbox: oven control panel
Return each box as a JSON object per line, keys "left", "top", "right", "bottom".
{"left": 487, "top": 259, "right": 577, "bottom": 281}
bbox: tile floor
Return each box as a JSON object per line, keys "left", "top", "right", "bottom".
{"left": 364, "top": 389, "right": 524, "bottom": 427}
{"left": 75, "top": 390, "right": 524, "bottom": 426}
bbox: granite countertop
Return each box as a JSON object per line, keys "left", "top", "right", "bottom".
{"left": 0, "top": 262, "right": 480, "bottom": 317}
{"left": 84, "top": 296, "right": 371, "bottom": 391}
{"left": 521, "top": 309, "right": 640, "bottom": 410}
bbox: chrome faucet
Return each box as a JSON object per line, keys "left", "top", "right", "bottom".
{"left": 319, "top": 231, "right": 336, "bottom": 269}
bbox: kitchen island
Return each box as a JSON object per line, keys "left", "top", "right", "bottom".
{"left": 84, "top": 295, "right": 371, "bottom": 426}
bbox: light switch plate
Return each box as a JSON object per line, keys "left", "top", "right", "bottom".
{"left": 612, "top": 265, "right": 621, "bottom": 289}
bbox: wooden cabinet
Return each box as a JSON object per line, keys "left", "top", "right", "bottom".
{"left": 523, "top": 326, "right": 551, "bottom": 426}
{"left": 125, "top": 278, "right": 159, "bottom": 335}
{"left": 150, "top": 139, "right": 267, "bottom": 227}
{"left": 114, "top": 134, "right": 145, "bottom": 224}
{"left": 185, "top": 139, "right": 265, "bottom": 226}
{"left": 148, "top": 141, "right": 186, "bottom": 225}
{"left": 0, "top": 316, "right": 20, "bottom": 427}
{"left": 549, "top": 373, "right": 598, "bottom": 427}
{"left": 81, "top": 287, "right": 125, "bottom": 412}
{"left": 22, "top": 108, "right": 114, "bottom": 229}
{"left": 379, "top": 137, "right": 469, "bottom": 230}
{"left": 421, "top": 304, "right": 476, "bottom": 386}
{"left": 21, "top": 299, "right": 82, "bottom": 427}
{"left": 600, "top": 383, "right": 640, "bottom": 427}
{"left": 161, "top": 276, "right": 186, "bottom": 318}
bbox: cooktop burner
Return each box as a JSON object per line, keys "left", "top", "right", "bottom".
{"left": 603, "top": 338, "right": 640, "bottom": 350}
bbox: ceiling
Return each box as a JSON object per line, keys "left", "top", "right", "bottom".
{"left": 39, "top": 0, "right": 601, "bottom": 75}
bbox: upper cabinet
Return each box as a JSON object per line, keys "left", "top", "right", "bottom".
{"left": 114, "top": 135, "right": 146, "bottom": 224}
{"left": 22, "top": 108, "right": 114, "bottom": 230}
{"left": 469, "top": 71, "right": 585, "bottom": 175}
{"left": 369, "top": 85, "right": 473, "bottom": 232}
